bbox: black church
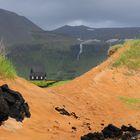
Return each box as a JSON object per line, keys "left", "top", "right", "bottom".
{"left": 29, "top": 67, "right": 47, "bottom": 80}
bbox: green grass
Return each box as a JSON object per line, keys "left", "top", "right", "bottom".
{"left": 113, "top": 40, "right": 140, "bottom": 70}
{"left": 31, "top": 80, "right": 70, "bottom": 88}
{"left": 48, "top": 80, "right": 70, "bottom": 87}
{"left": 108, "top": 44, "right": 122, "bottom": 56}
{"left": 0, "top": 55, "right": 16, "bottom": 78}
{"left": 111, "top": 44, "right": 123, "bottom": 49}
{"left": 30, "top": 80, "right": 56, "bottom": 87}
{"left": 118, "top": 96, "right": 140, "bottom": 109}
{"left": 111, "top": 44, "right": 123, "bottom": 52}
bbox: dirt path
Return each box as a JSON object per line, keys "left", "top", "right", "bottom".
{"left": 0, "top": 42, "right": 140, "bottom": 140}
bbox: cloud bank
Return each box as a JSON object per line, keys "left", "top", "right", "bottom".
{"left": 0, "top": 0, "right": 140, "bottom": 30}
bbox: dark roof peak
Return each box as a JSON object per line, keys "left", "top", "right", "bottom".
{"left": 31, "top": 66, "right": 46, "bottom": 73}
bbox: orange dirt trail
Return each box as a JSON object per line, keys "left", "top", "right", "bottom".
{"left": 0, "top": 42, "right": 140, "bottom": 140}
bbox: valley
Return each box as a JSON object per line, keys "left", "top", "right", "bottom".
{"left": 0, "top": 1, "right": 140, "bottom": 139}
{"left": 0, "top": 40, "right": 139, "bottom": 140}
{"left": 0, "top": 9, "right": 140, "bottom": 80}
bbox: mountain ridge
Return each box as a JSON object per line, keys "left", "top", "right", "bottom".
{"left": 0, "top": 8, "right": 42, "bottom": 45}
{"left": 53, "top": 25, "right": 140, "bottom": 40}
{"left": 0, "top": 8, "right": 140, "bottom": 80}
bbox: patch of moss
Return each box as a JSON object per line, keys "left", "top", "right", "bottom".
{"left": 108, "top": 44, "right": 122, "bottom": 56}
{"left": 118, "top": 96, "right": 140, "bottom": 109}
{"left": 113, "top": 40, "right": 140, "bottom": 70}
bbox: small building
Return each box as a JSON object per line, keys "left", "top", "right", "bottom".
{"left": 29, "top": 67, "right": 47, "bottom": 80}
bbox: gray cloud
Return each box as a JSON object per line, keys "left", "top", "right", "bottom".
{"left": 0, "top": 0, "right": 140, "bottom": 30}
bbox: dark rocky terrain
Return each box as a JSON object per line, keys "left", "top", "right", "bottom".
{"left": 81, "top": 124, "right": 140, "bottom": 140}
{"left": 0, "top": 84, "right": 31, "bottom": 123}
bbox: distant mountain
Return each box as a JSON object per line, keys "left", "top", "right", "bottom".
{"left": 0, "top": 9, "right": 42, "bottom": 45}
{"left": 53, "top": 25, "right": 140, "bottom": 40}
{"left": 0, "top": 9, "right": 87, "bottom": 80}
{"left": 2, "top": 9, "right": 140, "bottom": 80}
{"left": 53, "top": 25, "right": 95, "bottom": 39}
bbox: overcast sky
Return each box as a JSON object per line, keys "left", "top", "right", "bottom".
{"left": 0, "top": 0, "right": 140, "bottom": 30}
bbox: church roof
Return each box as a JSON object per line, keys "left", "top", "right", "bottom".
{"left": 30, "top": 66, "right": 46, "bottom": 77}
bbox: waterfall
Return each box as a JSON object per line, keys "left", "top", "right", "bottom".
{"left": 77, "top": 43, "right": 84, "bottom": 60}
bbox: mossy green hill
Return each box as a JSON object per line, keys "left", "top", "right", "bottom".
{"left": 113, "top": 40, "right": 140, "bottom": 70}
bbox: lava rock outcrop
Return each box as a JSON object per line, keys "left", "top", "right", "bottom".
{"left": 0, "top": 84, "right": 31, "bottom": 123}
{"left": 55, "top": 107, "right": 79, "bottom": 119}
{"left": 81, "top": 124, "right": 140, "bottom": 140}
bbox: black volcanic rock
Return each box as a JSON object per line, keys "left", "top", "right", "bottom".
{"left": 0, "top": 94, "right": 9, "bottom": 122}
{"left": 121, "top": 125, "right": 137, "bottom": 132}
{"left": 0, "top": 84, "right": 31, "bottom": 122}
{"left": 81, "top": 132, "right": 104, "bottom": 140}
{"left": 102, "top": 124, "right": 122, "bottom": 138}
{"left": 81, "top": 124, "right": 140, "bottom": 140}
{"left": 55, "top": 107, "right": 71, "bottom": 116}
{"left": 55, "top": 107, "right": 79, "bottom": 119}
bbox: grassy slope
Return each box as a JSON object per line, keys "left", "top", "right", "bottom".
{"left": 108, "top": 44, "right": 123, "bottom": 56}
{"left": 0, "top": 55, "right": 16, "bottom": 78}
{"left": 113, "top": 40, "right": 140, "bottom": 70}
{"left": 111, "top": 40, "right": 140, "bottom": 110}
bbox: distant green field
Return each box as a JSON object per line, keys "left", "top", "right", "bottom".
{"left": 30, "top": 80, "right": 70, "bottom": 88}
{"left": 48, "top": 80, "right": 70, "bottom": 87}
{"left": 31, "top": 80, "right": 56, "bottom": 87}
{"left": 113, "top": 40, "right": 140, "bottom": 70}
